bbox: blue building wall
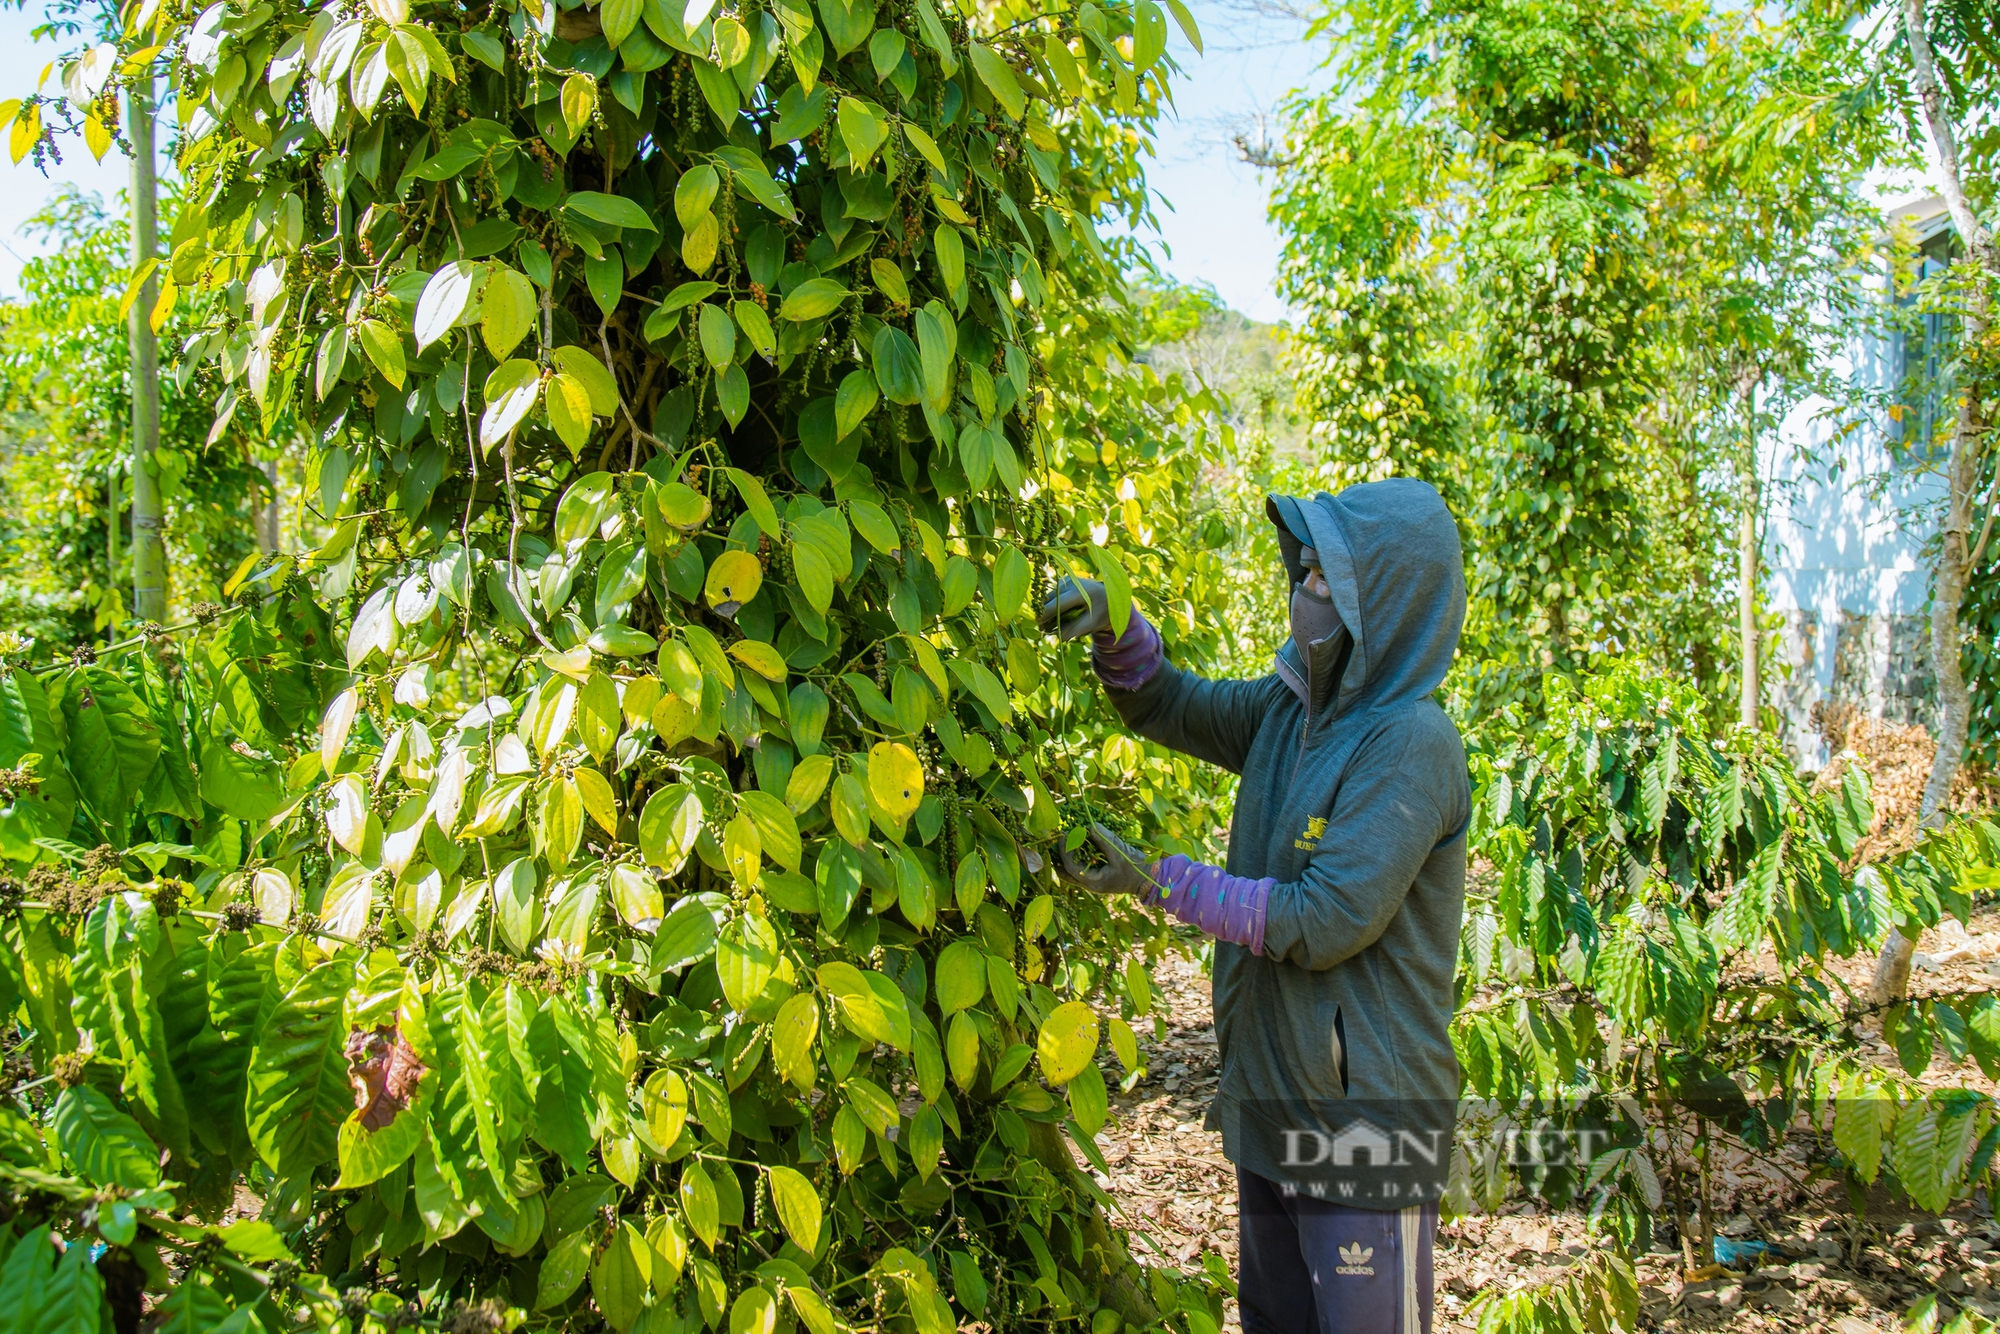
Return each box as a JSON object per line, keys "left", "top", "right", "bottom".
{"left": 1765, "top": 196, "right": 1951, "bottom": 768}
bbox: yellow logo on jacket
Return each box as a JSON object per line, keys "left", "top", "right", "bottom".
{"left": 1294, "top": 816, "right": 1328, "bottom": 852}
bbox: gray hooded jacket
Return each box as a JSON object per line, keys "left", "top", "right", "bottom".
{"left": 1105, "top": 478, "right": 1470, "bottom": 1196}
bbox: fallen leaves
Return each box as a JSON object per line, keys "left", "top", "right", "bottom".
{"left": 1089, "top": 946, "right": 2000, "bottom": 1334}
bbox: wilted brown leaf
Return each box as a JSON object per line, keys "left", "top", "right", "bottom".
{"left": 345, "top": 1024, "right": 425, "bottom": 1131}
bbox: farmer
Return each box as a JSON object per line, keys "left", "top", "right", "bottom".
{"left": 1038, "top": 478, "right": 1469, "bottom": 1334}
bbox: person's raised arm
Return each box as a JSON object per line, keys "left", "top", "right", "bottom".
{"left": 1038, "top": 576, "right": 1282, "bottom": 776}
{"left": 1058, "top": 724, "right": 1464, "bottom": 969}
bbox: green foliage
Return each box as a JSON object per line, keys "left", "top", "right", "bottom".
{"left": 1455, "top": 661, "right": 2000, "bottom": 1252}
{"left": 1961, "top": 561, "right": 2000, "bottom": 768}
{"left": 1270, "top": 0, "right": 1878, "bottom": 721}
{"left": 1470, "top": 1252, "right": 1637, "bottom": 1334}
{"left": 1133, "top": 280, "right": 1299, "bottom": 459}
{"left": 1907, "top": 1290, "right": 2000, "bottom": 1334}
{"left": 0, "top": 0, "right": 1258, "bottom": 1326}
{"left": 1885, "top": 0, "right": 2000, "bottom": 213}
{"left": 0, "top": 190, "right": 270, "bottom": 639}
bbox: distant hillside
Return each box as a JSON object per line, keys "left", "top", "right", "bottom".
{"left": 1132, "top": 281, "right": 1307, "bottom": 452}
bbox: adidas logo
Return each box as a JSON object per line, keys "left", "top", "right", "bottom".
{"left": 1335, "top": 1243, "right": 1375, "bottom": 1276}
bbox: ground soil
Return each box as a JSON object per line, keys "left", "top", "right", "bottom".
{"left": 1091, "top": 945, "right": 2000, "bottom": 1334}
{"left": 1082, "top": 718, "right": 2000, "bottom": 1333}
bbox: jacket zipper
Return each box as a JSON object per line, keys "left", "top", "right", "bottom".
{"left": 1289, "top": 658, "right": 1321, "bottom": 789}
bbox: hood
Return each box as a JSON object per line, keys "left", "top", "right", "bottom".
{"left": 1266, "top": 479, "right": 1466, "bottom": 717}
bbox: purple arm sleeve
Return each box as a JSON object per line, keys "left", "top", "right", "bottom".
{"left": 1142, "top": 853, "right": 1273, "bottom": 955}
{"left": 1091, "top": 608, "right": 1164, "bottom": 690}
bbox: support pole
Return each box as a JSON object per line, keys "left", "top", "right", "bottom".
{"left": 1738, "top": 372, "right": 1761, "bottom": 731}
{"left": 127, "top": 73, "right": 165, "bottom": 621}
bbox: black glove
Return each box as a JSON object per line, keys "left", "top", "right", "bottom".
{"left": 1056, "top": 822, "right": 1152, "bottom": 896}
{"left": 1037, "top": 577, "right": 1109, "bottom": 641}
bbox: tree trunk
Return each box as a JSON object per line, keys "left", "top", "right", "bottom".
{"left": 257, "top": 459, "right": 281, "bottom": 552}
{"left": 1738, "top": 371, "right": 1761, "bottom": 731}
{"left": 1871, "top": 0, "right": 1995, "bottom": 1007}
{"left": 106, "top": 471, "right": 118, "bottom": 585}
{"left": 127, "top": 74, "right": 166, "bottom": 621}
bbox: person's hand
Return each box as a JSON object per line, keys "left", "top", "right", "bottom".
{"left": 1037, "top": 577, "right": 1109, "bottom": 641}
{"left": 1057, "top": 822, "right": 1153, "bottom": 896}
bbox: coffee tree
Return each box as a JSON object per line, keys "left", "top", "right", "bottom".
{"left": 0, "top": 0, "right": 1248, "bottom": 1326}
{"left": 1452, "top": 664, "right": 2000, "bottom": 1334}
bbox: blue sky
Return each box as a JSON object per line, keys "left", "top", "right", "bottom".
{"left": 0, "top": 4, "right": 133, "bottom": 292}
{"left": 0, "top": 0, "right": 1327, "bottom": 322}
{"left": 1136, "top": 1, "right": 1326, "bottom": 323}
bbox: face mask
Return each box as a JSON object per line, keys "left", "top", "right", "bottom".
{"left": 1290, "top": 578, "right": 1343, "bottom": 652}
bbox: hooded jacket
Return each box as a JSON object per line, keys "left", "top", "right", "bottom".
{"left": 1104, "top": 478, "right": 1470, "bottom": 1197}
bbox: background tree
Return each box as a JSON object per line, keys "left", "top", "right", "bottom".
{"left": 0, "top": 188, "right": 268, "bottom": 640}
{"left": 1672, "top": 10, "right": 1887, "bottom": 731}
{"left": 1866, "top": 0, "right": 2000, "bottom": 1003}
{"left": 4, "top": 0, "right": 177, "bottom": 617}
{"left": 1268, "top": 0, "right": 1878, "bottom": 725}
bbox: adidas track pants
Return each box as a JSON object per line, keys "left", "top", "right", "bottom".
{"left": 1236, "top": 1168, "right": 1437, "bottom": 1334}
